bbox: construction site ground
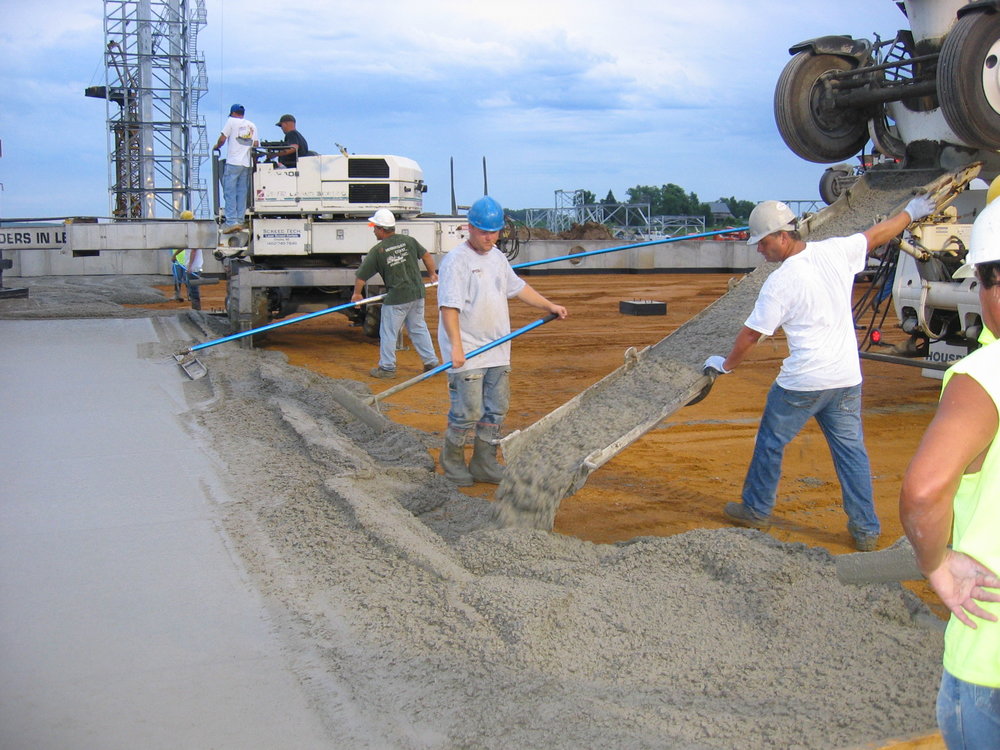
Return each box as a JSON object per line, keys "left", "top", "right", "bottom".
{"left": 1, "top": 270, "right": 951, "bottom": 748}
{"left": 163, "top": 271, "right": 946, "bottom": 748}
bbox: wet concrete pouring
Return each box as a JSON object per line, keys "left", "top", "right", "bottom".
{"left": 1, "top": 268, "right": 946, "bottom": 748}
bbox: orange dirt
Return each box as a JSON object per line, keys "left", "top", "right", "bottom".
{"left": 158, "top": 272, "right": 947, "bottom": 750}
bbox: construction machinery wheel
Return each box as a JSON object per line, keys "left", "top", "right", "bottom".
{"left": 938, "top": 10, "right": 1000, "bottom": 150}
{"left": 819, "top": 165, "right": 854, "bottom": 205}
{"left": 774, "top": 52, "right": 869, "bottom": 163}
{"left": 362, "top": 305, "right": 381, "bottom": 338}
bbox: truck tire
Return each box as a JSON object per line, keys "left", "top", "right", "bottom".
{"left": 938, "top": 11, "right": 1000, "bottom": 150}
{"left": 819, "top": 166, "right": 854, "bottom": 205}
{"left": 363, "top": 306, "right": 381, "bottom": 338}
{"left": 775, "top": 52, "right": 869, "bottom": 163}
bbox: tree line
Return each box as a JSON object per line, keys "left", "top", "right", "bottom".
{"left": 509, "top": 184, "right": 756, "bottom": 226}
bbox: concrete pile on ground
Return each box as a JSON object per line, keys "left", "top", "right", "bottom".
{"left": 184, "top": 342, "right": 943, "bottom": 748}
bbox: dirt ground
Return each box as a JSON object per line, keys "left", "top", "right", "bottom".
{"left": 159, "top": 271, "right": 948, "bottom": 749}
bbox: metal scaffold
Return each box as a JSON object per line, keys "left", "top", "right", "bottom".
{"left": 86, "top": 0, "right": 209, "bottom": 219}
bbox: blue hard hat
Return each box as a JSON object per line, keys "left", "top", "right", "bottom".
{"left": 230, "top": 103, "right": 245, "bottom": 115}
{"left": 468, "top": 196, "right": 505, "bottom": 232}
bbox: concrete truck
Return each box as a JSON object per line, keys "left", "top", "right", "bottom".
{"left": 773, "top": 0, "right": 1000, "bottom": 371}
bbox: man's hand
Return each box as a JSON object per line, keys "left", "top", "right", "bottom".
{"left": 549, "top": 304, "right": 568, "bottom": 319}
{"left": 703, "top": 355, "right": 731, "bottom": 375}
{"left": 451, "top": 343, "right": 466, "bottom": 369}
{"left": 428, "top": 271, "right": 439, "bottom": 284}
{"left": 904, "top": 194, "right": 936, "bottom": 222}
{"left": 926, "top": 549, "right": 1000, "bottom": 628}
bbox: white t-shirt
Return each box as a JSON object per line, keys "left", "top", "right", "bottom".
{"left": 437, "top": 241, "right": 526, "bottom": 372}
{"left": 744, "top": 233, "right": 867, "bottom": 390}
{"left": 220, "top": 116, "right": 258, "bottom": 168}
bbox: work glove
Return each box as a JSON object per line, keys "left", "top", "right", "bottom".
{"left": 703, "top": 355, "right": 731, "bottom": 375}
{"left": 904, "top": 194, "right": 936, "bottom": 222}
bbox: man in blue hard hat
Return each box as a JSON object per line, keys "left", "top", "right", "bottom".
{"left": 436, "top": 196, "right": 568, "bottom": 486}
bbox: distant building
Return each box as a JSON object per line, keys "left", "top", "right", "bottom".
{"left": 708, "top": 201, "right": 735, "bottom": 223}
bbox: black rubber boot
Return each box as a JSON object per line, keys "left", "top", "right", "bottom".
{"left": 440, "top": 429, "right": 473, "bottom": 486}
{"left": 469, "top": 425, "right": 505, "bottom": 484}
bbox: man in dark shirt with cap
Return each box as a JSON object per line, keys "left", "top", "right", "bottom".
{"left": 273, "top": 114, "right": 309, "bottom": 168}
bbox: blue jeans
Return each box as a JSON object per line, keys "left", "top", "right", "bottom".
{"left": 742, "top": 382, "right": 879, "bottom": 535}
{"left": 171, "top": 261, "right": 201, "bottom": 309}
{"left": 378, "top": 298, "right": 438, "bottom": 371}
{"left": 447, "top": 366, "right": 510, "bottom": 437}
{"left": 222, "top": 162, "right": 250, "bottom": 226}
{"left": 938, "top": 669, "right": 1000, "bottom": 749}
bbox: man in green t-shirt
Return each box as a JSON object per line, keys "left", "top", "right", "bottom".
{"left": 352, "top": 209, "right": 440, "bottom": 378}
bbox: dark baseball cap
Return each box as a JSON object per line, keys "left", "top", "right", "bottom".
{"left": 230, "top": 103, "right": 245, "bottom": 115}
{"left": 275, "top": 114, "right": 296, "bottom": 125}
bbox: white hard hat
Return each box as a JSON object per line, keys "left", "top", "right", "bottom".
{"left": 747, "top": 200, "right": 796, "bottom": 245}
{"left": 368, "top": 208, "right": 396, "bottom": 228}
{"left": 954, "top": 199, "right": 1000, "bottom": 278}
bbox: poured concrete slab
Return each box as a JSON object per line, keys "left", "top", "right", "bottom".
{"left": 0, "top": 317, "right": 334, "bottom": 749}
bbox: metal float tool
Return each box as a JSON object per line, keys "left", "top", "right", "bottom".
{"left": 172, "top": 225, "right": 749, "bottom": 380}
{"left": 366, "top": 313, "right": 559, "bottom": 411}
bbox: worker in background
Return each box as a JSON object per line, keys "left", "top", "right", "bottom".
{"left": 899, "top": 200, "right": 1000, "bottom": 749}
{"left": 704, "top": 194, "right": 935, "bottom": 551}
{"left": 437, "top": 196, "right": 568, "bottom": 486}
{"left": 171, "top": 210, "right": 204, "bottom": 310}
{"left": 212, "top": 104, "right": 258, "bottom": 233}
{"left": 271, "top": 114, "right": 309, "bottom": 169}
{"left": 352, "top": 208, "right": 440, "bottom": 379}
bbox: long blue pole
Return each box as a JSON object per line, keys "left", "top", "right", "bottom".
{"left": 184, "top": 225, "right": 748, "bottom": 354}
{"left": 369, "top": 313, "right": 559, "bottom": 404}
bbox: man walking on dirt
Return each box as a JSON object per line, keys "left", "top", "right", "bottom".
{"left": 704, "top": 194, "right": 935, "bottom": 551}
{"left": 437, "top": 195, "right": 567, "bottom": 486}
{"left": 352, "top": 208, "right": 440, "bottom": 379}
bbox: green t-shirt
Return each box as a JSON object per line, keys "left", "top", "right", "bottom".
{"left": 941, "top": 339, "right": 1000, "bottom": 687}
{"left": 355, "top": 233, "right": 428, "bottom": 306}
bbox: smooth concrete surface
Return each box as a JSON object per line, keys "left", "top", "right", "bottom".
{"left": 0, "top": 318, "right": 333, "bottom": 749}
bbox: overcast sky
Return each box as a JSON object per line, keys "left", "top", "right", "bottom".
{"left": 0, "top": 0, "right": 909, "bottom": 220}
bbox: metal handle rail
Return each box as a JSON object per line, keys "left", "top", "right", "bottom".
{"left": 178, "top": 225, "right": 749, "bottom": 355}
{"left": 367, "top": 313, "right": 559, "bottom": 408}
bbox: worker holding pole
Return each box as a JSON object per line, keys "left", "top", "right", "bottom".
{"left": 437, "top": 196, "right": 567, "bottom": 486}
{"left": 899, "top": 200, "right": 1000, "bottom": 749}
{"left": 352, "top": 208, "right": 440, "bottom": 379}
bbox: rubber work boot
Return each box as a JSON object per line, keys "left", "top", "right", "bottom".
{"left": 469, "top": 425, "right": 505, "bottom": 484}
{"left": 723, "top": 501, "right": 772, "bottom": 531}
{"left": 440, "top": 429, "right": 473, "bottom": 486}
{"left": 369, "top": 367, "right": 396, "bottom": 379}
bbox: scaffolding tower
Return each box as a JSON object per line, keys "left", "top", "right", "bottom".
{"left": 86, "top": 0, "right": 209, "bottom": 219}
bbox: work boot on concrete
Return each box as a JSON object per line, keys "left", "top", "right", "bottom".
{"left": 440, "top": 430, "right": 473, "bottom": 486}
{"left": 469, "top": 437, "right": 505, "bottom": 484}
{"left": 369, "top": 366, "right": 396, "bottom": 379}
{"left": 848, "top": 524, "right": 880, "bottom": 552}
{"left": 723, "top": 501, "right": 772, "bottom": 531}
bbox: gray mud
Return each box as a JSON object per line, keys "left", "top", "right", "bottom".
{"left": 4, "top": 273, "right": 945, "bottom": 747}
{"left": 192, "top": 344, "right": 943, "bottom": 749}
{"left": 0, "top": 274, "right": 177, "bottom": 318}
{"left": 493, "top": 167, "right": 947, "bottom": 531}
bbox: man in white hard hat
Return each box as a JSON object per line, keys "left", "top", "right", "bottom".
{"left": 704, "top": 193, "right": 936, "bottom": 551}
{"left": 352, "top": 208, "right": 440, "bottom": 378}
{"left": 900, "top": 199, "right": 1000, "bottom": 746}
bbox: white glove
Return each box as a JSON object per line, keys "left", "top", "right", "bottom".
{"left": 703, "top": 355, "right": 731, "bottom": 375}
{"left": 904, "top": 194, "right": 936, "bottom": 222}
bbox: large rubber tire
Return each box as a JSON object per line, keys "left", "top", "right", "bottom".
{"left": 362, "top": 306, "right": 381, "bottom": 339}
{"left": 774, "top": 52, "right": 869, "bottom": 163}
{"left": 938, "top": 11, "right": 1000, "bottom": 150}
{"left": 819, "top": 167, "right": 852, "bottom": 205}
